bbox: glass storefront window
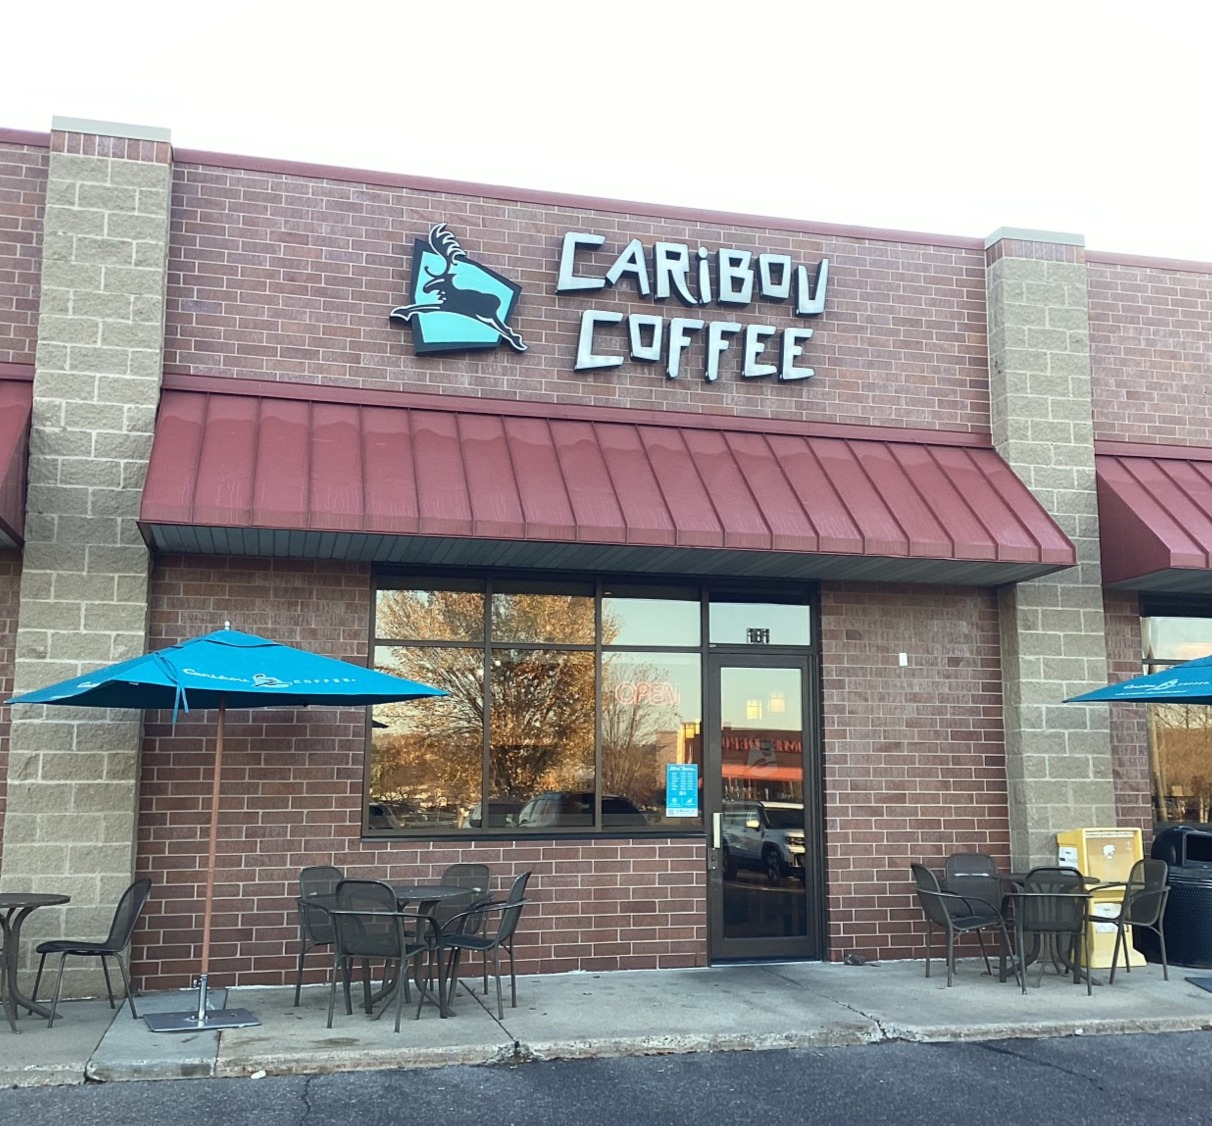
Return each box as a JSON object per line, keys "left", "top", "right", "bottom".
{"left": 602, "top": 652, "right": 702, "bottom": 828}
{"left": 369, "top": 645, "right": 482, "bottom": 832}
{"left": 491, "top": 585, "right": 595, "bottom": 644}
{"left": 1144, "top": 617, "right": 1212, "bottom": 667}
{"left": 370, "top": 578, "right": 805, "bottom": 836}
{"left": 488, "top": 648, "right": 596, "bottom": 804}
{"left": 602, "top": 590, "right": 700, "bottom": 647}
{"left": 1142, "top": 615, "right": 1212, "bottom": 825}
{"left": 376, "top": 587, "right": 484, "bottom": 642}
{"left": 709, "top": 598, "right": 811, "bottom": 646}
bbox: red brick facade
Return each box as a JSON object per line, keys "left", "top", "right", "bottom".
{"left": 1103, "top": 589, "right": 1152, "bottom": 837}
{"left": 163, "top": 158, "right": 992, "bottom": 432}
{"left": 0, "top": 138, "right": 46, "bottom": 367}
{"left": 1089, "top": 258, "right": 1212, "bottom": 444}
{"left": 820, "top": 582, "right": 1007, "bottom": 961}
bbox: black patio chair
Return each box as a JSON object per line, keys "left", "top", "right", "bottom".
{"left": 1012, "top": 866, "right": 1092, "bottom": 996}
{"left": 943, "top": 851, "right": 1004, "bottom": 915}
{"left": 910, "top": 863, "right": 1017, "bottom": 987}
{"left": 435, "top": 862, "right": 492, "bottom": 994}
{"left": 325, "top": 879, "right": 437, "bottom": 1032}
{"left": 294, "top": 864, "right": 344, "bottom": 1005}
{"left": 1, "top": 929, "right": 15, "bottom": 1032}
{"left": 440, "top": 870, "right": 531, "bottom": 1018}
{"left": 32, "top": 877, "right": 152, "bottom": 1028}
{"left": 1092, "top": 857, "right": 1170, "bottom": 984}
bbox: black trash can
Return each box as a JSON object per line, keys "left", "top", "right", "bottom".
{"left": 1138, "top": 826, "right": 1212, "bottom": 967}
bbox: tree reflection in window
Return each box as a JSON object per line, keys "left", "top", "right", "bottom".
{"left": 489, "top": 649, "right": 595, "bottom": 800}
{"left": 370, "top": 582, "right": 702, "bottom": 833}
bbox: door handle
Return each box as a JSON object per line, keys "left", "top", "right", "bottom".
{"left": 712, "top": 811, "right": 722, "bottom": 849}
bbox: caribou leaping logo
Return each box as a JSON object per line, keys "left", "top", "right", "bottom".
{"left": 390, "top": 223, "right": 527, "bottom": 355}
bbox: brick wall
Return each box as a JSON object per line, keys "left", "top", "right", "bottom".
{"left": 0, "top": 554, "right": 20, "bottom": 861}
{"left": 164, "top": 159, "right": 991, "bottom": 432}
{"left": 1089, "top": 260, "right": 1212, "bottom": 443}
{"left": 819, "top": 582, "right": 1006, "bottom": 962}
{"left": 0, "top": 140, "right": 47, "bottom": 365}
{"left": 134, "top": 555, "right": 706, "bottom": 990}
{"left": 1103, "top": 589, "right": 1152, "bottom": 839}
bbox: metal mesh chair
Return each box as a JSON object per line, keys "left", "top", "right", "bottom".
{"left": 1013, "top": 866, "right": 1092, "bottom": 995}
{"left": 943, "top": 852, "right": 1004, "bottom": 915}
{"left": 441, "top": 870, "right": 531, "bottom": 1018}
{"left": 435, "top": 863, "right": 492, "bottom": 994}
{"left": 910, "top": 863, "right": 1016, "bottom": 987}
{"left": 436, "top": 863, "right": 491, "bottom": 903}
{"left": 1094, "top": 857, "right": 1170, "bottom": 983}
{"left": 0, "top": 929, "right": 15, "bottom": 1032}
{"left": 294, "top": 864, "right": 343, "bottom": 1005}
{"left": 326, "top": 879, "right": 436, "bottom": 1032}
{"left": 31, "top": 877, "right": 152, "bottom": 1028}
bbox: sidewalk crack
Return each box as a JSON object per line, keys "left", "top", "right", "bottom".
{"left": 830, "top": 997, "right": 896, "bottom": 1042}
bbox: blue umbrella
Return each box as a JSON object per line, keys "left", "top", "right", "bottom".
{"left": 6, "top": 628, "right": 446, "bottom": 1031}
{"left": 1066, "top": 654, "right": 1212, "bottom": 705}
{"left": 6, "top": 627, "right": 445, "bottom": 713}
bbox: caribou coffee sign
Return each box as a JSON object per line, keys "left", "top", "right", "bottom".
{"left": 390, "top": 222, "right": 829, "bottom": 380}
{"left": 557, "top": 231, "right": 829, "bottom": 381}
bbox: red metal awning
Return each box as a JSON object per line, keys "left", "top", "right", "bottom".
{"left": 1097, "top": 448, "right": 1212, "bottom": 590}
{"left": 139, "top": 377, "right": 1076, "bottom": 585}
{"left": 0, "top": 376, "right": 32, "bottom": 549}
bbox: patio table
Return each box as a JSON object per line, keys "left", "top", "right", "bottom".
{"left": 0, "top": 892, "right": 71, "bottom": 1030}
{"left": 392, "top": 883, "right": 474, "bottom": 912}
{"left": 1002, "top": 873, "right": 1103, "bottom": 987}
{"left": 388, "top": 884, "right": 474, "bottom": 1018}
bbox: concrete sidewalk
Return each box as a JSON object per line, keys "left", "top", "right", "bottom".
{"left": 4, "top": 958, "right": 1212, "bottom": 1088}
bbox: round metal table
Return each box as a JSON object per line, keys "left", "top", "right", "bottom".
{"left": 392, "top": 884, "right": 475, "bottom": 911}
{"left": 0, "top": 892, "right": 71, "bottom": 1030}
{"left": 389, "top": 885, "right": 477, "bottom": 1017}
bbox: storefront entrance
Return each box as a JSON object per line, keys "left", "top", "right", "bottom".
{"left": 706, "top": 654, "right": 823, "bottom": 962}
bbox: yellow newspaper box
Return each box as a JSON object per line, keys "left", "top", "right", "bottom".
{"left": 1056, "top": 827, "right": 1145, "bottom": 969}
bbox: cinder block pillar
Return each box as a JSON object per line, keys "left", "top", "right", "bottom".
{"left": 986, "top": 228, "right": 1117, "bottom": 869}
{"left": 2, "top": 119, "right": 171, "bottom": 992}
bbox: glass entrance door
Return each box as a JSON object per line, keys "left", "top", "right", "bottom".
{"left": 706, "top": 655, "right": 821, "bottom": 961}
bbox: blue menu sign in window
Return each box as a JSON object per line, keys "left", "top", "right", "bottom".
{"left": 666, "top": 763, "right": 699, "bottom": 818}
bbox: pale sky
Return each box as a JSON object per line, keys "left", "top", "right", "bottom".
{"left": 6, "top": 1, "right": 1210, "bottom": 262}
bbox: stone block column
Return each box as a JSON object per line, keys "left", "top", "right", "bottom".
{"left": 1, "top": 120, "right": 171, "bottom": 991}
{"left": 986, "top": 229, "right": 1117, "bottom": 868}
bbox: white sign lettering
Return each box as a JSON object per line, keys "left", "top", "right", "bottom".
{"left": 557, "top": 232, "right": 829, "bottom": 381}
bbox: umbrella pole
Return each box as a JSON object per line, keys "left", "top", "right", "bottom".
{"left": 145, "top": 695, "right": 259, "bottom": 1032}
{"left": 194, "top": 697, "right": 226, "bottom": 1021}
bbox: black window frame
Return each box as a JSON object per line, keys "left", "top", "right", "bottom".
{"left": 365, "top": 569, "right": 816, "bottom": 839}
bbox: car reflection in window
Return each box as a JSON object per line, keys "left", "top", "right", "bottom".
{"left": 462, "top": 801, "right": 524, "bottom": 829}
{"left": 721, "top": 800, "right": 806, "bottom": 885}
{"left": 516, "top": 791, "right": 649, "bottom": 830}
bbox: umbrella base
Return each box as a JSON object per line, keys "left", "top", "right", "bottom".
{"left": 145, "top": 1007, "right": 260, "bottom": 1032}
{"left": 143, "top": 974, "right": 260, "bottom": 1032}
